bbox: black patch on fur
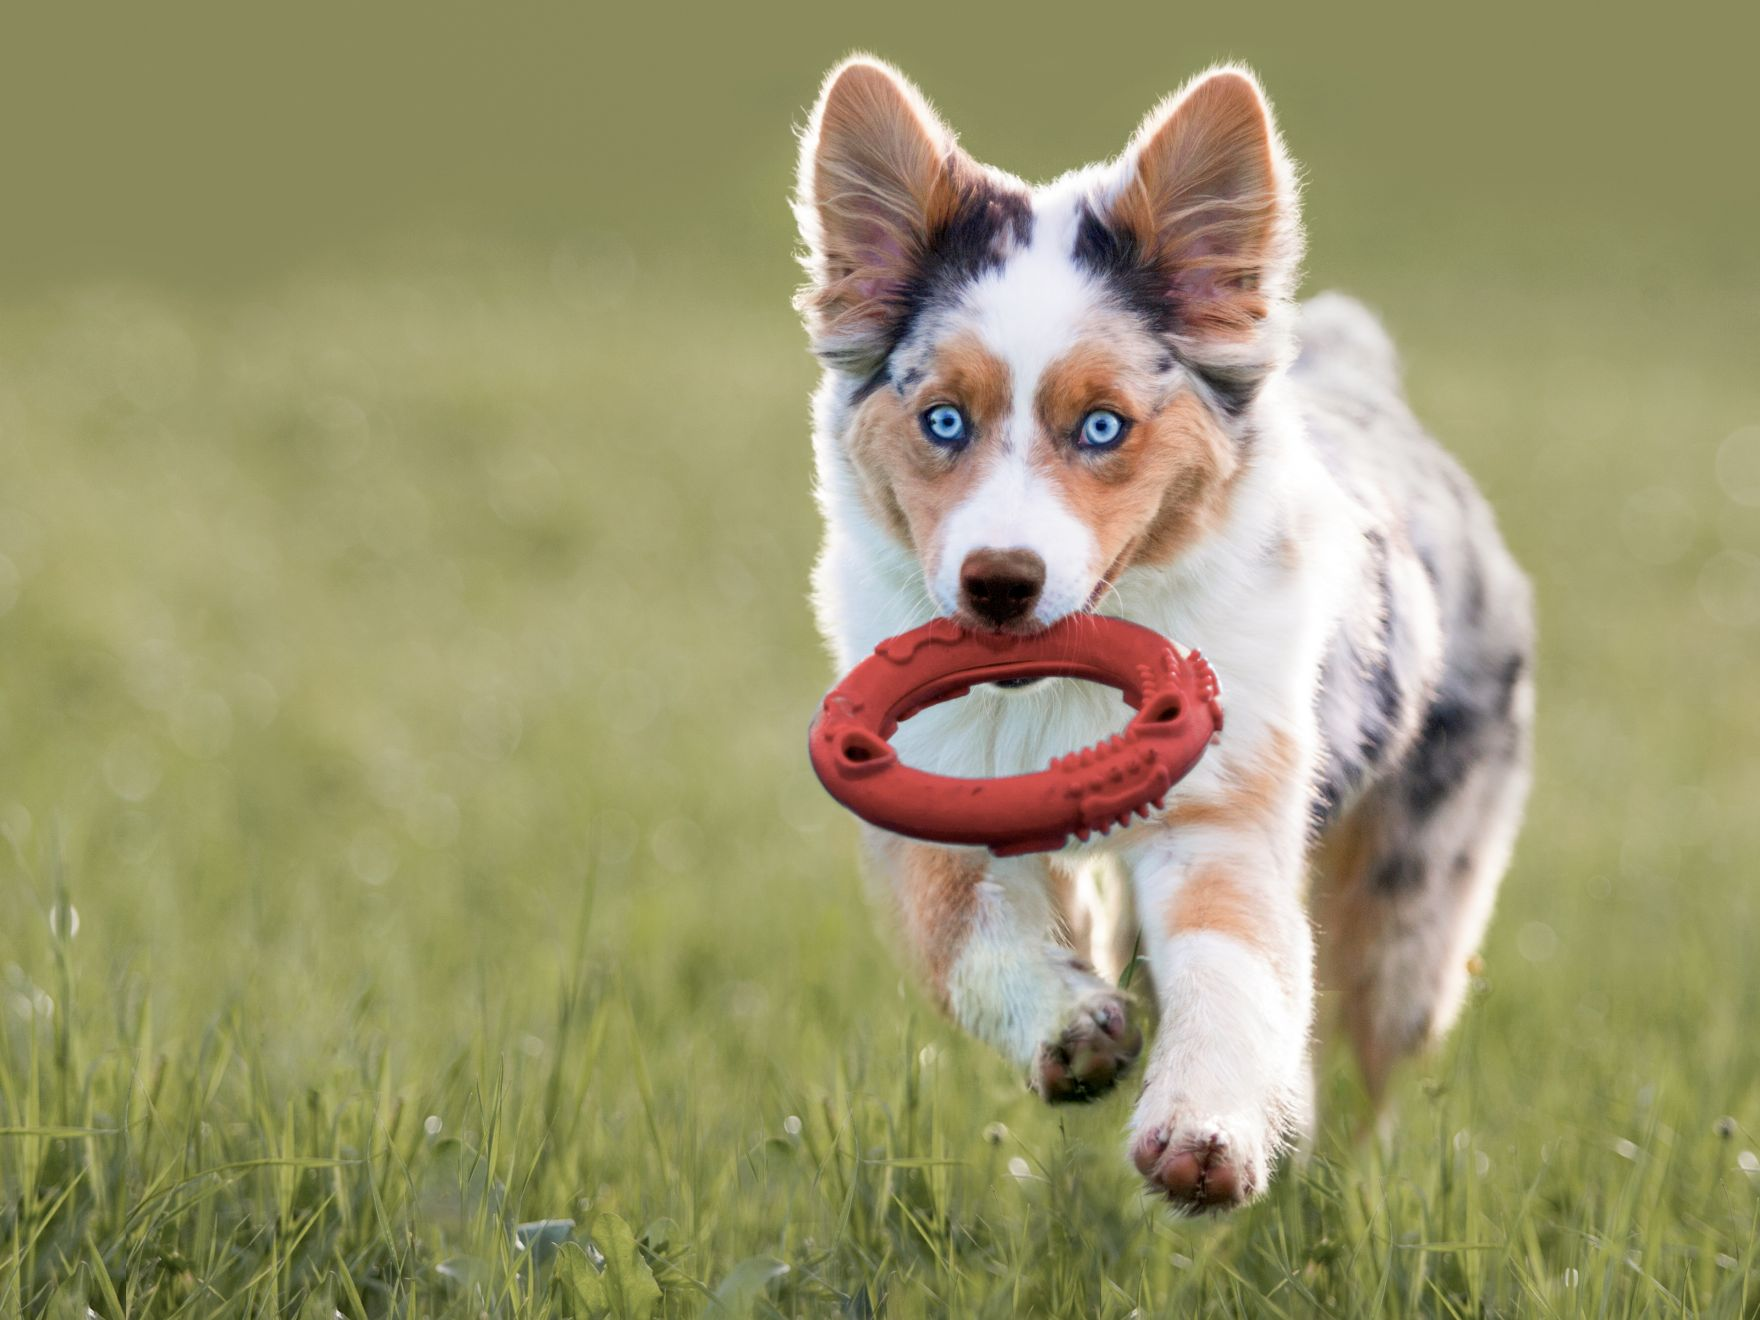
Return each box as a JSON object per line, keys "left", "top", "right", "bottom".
{"left": 1195, "top": 367, "right": 1259, "bottom": 419}
{"left": 1401, "top": 639, "right": 1529, "bottom": 823}
{"left": 891, "top": 180, "right": 1033, "bottom": 344}
{"left": 1310, "top": 735, "right": 1360, "bottom": 836}
{"left": 1362, "top": 667, "right": 1401, "bottom": 762}
{"left": 1403, "top": 698, "right": 1484, "bottom": 819}
{"left": 1311, "top": 530, "right": 1435, "bottom": 834}
{"left": 856, "top": 178, "right": 1033, "bottom": 389}
{"left": 1072, "top": 201, "right": 1259, "bottom": 416}
{"left": 1339, "top": 531, "right": 1406, "bottom": 785}
{"left": 1361, "top": 535, "right": 1404, "bottom": 760}
{"left": 849, "top": 363, "right": 891, "bottom": 406}
{"left": 1308, "top": 773, "right": 1346, "bottom": 835}
{"left": 1371, "top": 851, "right": 1427, "bottom": 894}
{"left": 1074, "top": 204, "right": 1175, "bottom": 332}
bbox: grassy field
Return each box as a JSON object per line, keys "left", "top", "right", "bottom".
{"left": 0, "top": 243, "right": 1756, "bottom": 1316}
{"left": 3, "top": 6, "right": 1760, "bottom": 1313}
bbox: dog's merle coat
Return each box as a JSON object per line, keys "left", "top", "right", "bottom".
{"left": 795, "top": 56, "right": 1534, "bottom": 1211}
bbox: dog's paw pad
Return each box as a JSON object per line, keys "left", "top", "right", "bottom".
{"left": 1029, "top": 993, "right": 1141, "bottom": 1103}
{"left": 1130, "top": 1123, "right": 1260, "bottom": 1212}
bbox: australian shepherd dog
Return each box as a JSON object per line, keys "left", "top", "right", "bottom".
{"left": 792, "top": 57, "right": 1534, "bottom": 1211}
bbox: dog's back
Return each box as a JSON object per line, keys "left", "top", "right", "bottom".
{"left": 1290, "top": 292, "right": 1535, "bottom": 1095}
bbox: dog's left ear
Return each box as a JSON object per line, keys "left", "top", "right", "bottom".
{"left": 793, "top": 57, "right": 973, "bottom": 373}
{"left": 1096, "top": 67, "right": 1303, "bottom": 394}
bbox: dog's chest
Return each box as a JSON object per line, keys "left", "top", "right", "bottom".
{"left": 888, "top": 677, "right": 1139, "bottom": 781}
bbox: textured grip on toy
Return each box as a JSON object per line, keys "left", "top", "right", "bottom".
{"left": 808, "top": 615, "right": 1222, "bottom": 856}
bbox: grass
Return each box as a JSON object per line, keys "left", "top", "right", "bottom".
{"left": 0, "top": 236, "right": 1757, "bottom": 1316}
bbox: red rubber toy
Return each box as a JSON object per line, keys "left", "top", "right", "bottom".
{"left": 808, "top": 615, "right": 1223, "bottom": 856}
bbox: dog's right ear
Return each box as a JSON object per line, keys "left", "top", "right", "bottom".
{"left": 793, "top": 57, "right": 962, "bottom": 373}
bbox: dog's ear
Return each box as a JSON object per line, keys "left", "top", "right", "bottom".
{"left": 1096, "top": 67, "right": 1303, "bottom": 396}
{"left": 794, "top": 57, "right": 966, "bottom": 372}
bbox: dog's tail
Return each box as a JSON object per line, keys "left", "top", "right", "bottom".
{"left": 1293, "top": 292, "right": 1402, "bottom": 394}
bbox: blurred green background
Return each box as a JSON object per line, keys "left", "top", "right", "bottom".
{"left": 2, "top": 2, "right": 1758, "bottom": 1315}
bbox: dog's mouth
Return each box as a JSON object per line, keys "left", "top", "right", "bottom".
{"left": 990, "top": 574, "right": 1120, "bottom": 688}
{"left": 954, "top": 556, "right": 1128, "bottom": 687}
{"left": 957, "top": 570, "right": 1121, "bottom": 690}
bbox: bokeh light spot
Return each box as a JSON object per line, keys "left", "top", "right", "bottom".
{"left": 1697, "top": 550, "right": 1760, "bottom": 627}
{"left": 1715, "top": 424, "right": 1760, "bottom": 506}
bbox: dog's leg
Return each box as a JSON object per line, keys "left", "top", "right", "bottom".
{"left": 1315, "top": 669, "right": 1534, "bottom": 1104}
{"left": 1118, "top": 728, "right": 1316, "bottom": 1211}
{"left": 866, "top": 829, "right": 1142, "bottom": 1102}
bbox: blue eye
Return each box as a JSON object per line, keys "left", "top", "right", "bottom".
{"left": 1078, "top": 409, "right": 1128, "bottom": 450}
{"left": 920, "top": 404, "right": 969, "bottom": 447}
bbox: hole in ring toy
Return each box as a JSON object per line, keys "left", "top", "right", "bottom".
{"left": 808, "top": 615, "right": 1223, "bottom": 856}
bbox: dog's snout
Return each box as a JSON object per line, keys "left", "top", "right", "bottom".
{"left": 959, "top": 548, "right": 1047, "bottom": 628}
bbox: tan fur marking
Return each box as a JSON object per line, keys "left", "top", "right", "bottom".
{"left": 1164, "top": 862, "right": 1272, "bottom": 956}
{"left": 934, "top": 334, "right": 1013, "bottom": 423}
{"left": 870, "top": 834, "right": 986, "bottom": 1009}
{"left": 845, "top": 334, "right": 1011, "bottom": 556}
{"left": 1033, "top": 338, "right": 1152, "bottom": 441}
{"left": 1030, "top": 337, "right": 1241, "bottom": 583}
{"left": 1161, "top": 727, "right": 1299, "bottom": 835}
{"left": 1310, "top": 799, "right": 1398, "bottom": 1100}
{"left": 1127, "top": 392, "right": 1242, "bottom": 567}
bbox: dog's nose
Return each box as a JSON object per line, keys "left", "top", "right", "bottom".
{"left": 959, "top": 548, "right": 1046, "bottom": 628}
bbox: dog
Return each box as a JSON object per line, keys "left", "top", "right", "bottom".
{"left": 791, "top": 56, "right": 1534, "bottom": 1211}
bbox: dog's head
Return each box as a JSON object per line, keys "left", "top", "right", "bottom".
{"left": 794, "top": 58, "right": 1302, "bottom": 632}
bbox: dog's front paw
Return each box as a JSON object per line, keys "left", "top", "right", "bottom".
{"left": 1129, "top": 1114, "right": 1273, "bottom": 1212}
{"left": 1029, "top": 989, "right": 1142, "bottom": 1103}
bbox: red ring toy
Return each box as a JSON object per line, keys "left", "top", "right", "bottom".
{"left": 808, "top": 615, "right": 1222, "bottom": 856}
